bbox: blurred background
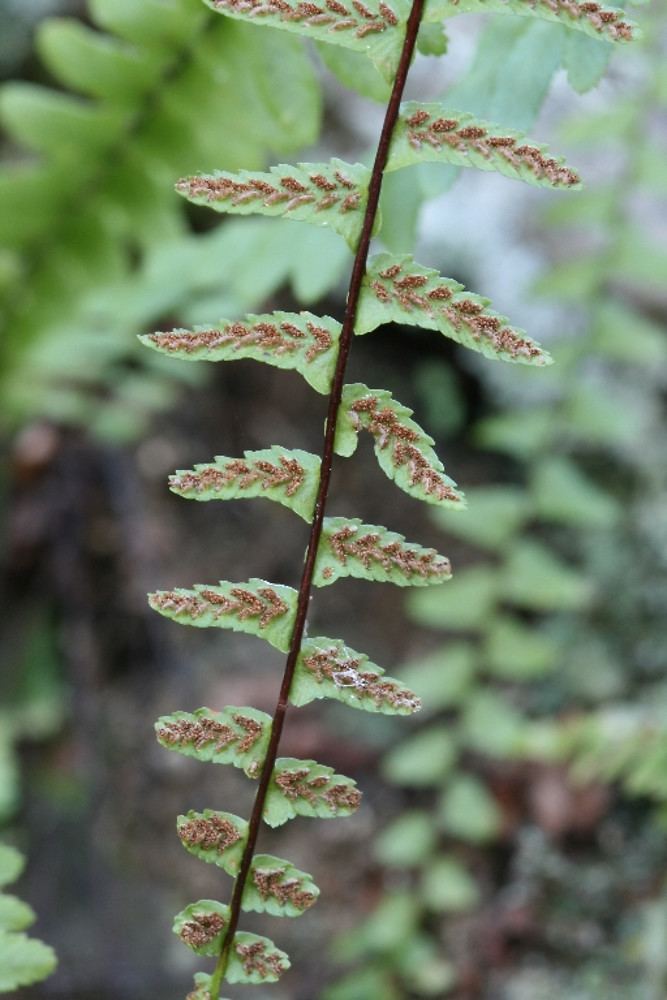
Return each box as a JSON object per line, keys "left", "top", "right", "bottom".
{"left": 1, "top": 0, "right": 666, "bottom": 997}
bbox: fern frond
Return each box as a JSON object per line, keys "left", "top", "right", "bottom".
{"left": 203, "top": 0, "right": 406, "bottom": 80}
{"left": 0, "top": 896, "right": 34, "bottom": 934}
{"left": 155, "top": 707, "right": 271, "bottom": 778}
{"left": 168, "top": 447, "right": 321, "bottom": 522}
{"left": 141, "top": 311, "right": 341, "bottom": 395}
{"left": 315, "top": 517, "right": 452, "bottom": 587}
{"left": 336, "top": 383, "right": 464, "bottom": 507}
{"left": 292, "top": 637, "right": 421, "bottom": 714}
{"left": 264, "top": 758, "right": 362, "bottom": 826}
{"left": 388, "top": 104, "right": 581, "bottom": 188}
{"left": 174, "top": 900, "right": 231, "bottom": 957}
{"left": 243, "top": 855, "right": 320, "bottom": 916}
{"left": 176, "top": 160, "right": 370, "bottom": 248}
{"left": 0, "top": 844, "right": 57, "bottom": 993}
{"left": 0, "top": 934, "right": 57, "bottom": 993}
{"left": 425, "top": 0, "right": 637, "bottom": 43}
{"left": 148, "top": 578, "right": 297, "bottom": 651}
{"left": 358, "top": 254, "right": 551, "bottom": 365}
{"left": 177, "top": 810, "right": 249, "bottom": 874}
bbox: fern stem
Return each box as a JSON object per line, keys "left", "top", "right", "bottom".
{"left": 209, "top": 0, "right": 426, "bottom": 991}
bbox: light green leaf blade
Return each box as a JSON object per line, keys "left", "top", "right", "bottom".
{"left": 397, "top": 643, "right": 477, "bottom": 711}
{"left": 375, "top": 810, "right": 437, "bottom": 867}
{"left": 336, "top": 383, "right": 464, "bottom": 507}
{"left": 37, "top": 18, "right": 156, "bottom": 101}
{"left": 235, "top": 23, "right": 322, "bottom": 152}
{"left": 264, "top": 758, "right": 362, "bottom": 827}
{"left": 176, "top": 160, "right": 370, "bottom": 249}
{"left": 358, "top": 254, "right": 551, "bottom": 365}
{"left": 0, "top": 846, "right": 24, "bottom": 889}
{"left": 336, "top": 892, "right": 419, "bottom": 958}
{"left": 316, "top": 43, "right": 391, "bottom": 102}
{"left": 502, "top": 541, "right": 592, "bottom": 611}
{"left": 530, "top": 456, "right": 620, "bottom": 528}
{"left": 176, "top": 810, "right": 248, "bottom": 875}
{"left": 563, "top": 29, "right": 613, "bottom": 92}
{"left": 0, "top": 83, "right": 123, "bottom": 158}
{"left": 173, "top": 900, "right": 230, "bottom": 957}
{"left": 155, "top": 707, "right": 271, "bottom": 778}
{"left": 437, "top": 20, "right": 564, "bottom": 137}
{"left": 388, "top": 103, "right": 581, "bottom": 189}
{"left": 226, "top": 931, "right": 290, "bottom": 984}
{"left": 292, "top": 636, "right": 421, "bottom": 715}
{"left": 324, "top": 967, "right": 400, "bottom": 1000}
{"left": 432, "top": 485, "right": 531, "bottom": 552}
{"left": 89, "top": 0, "right": 198, "bottom": 46}
{"left": 594, "top": 302, "right": 667, "bottom": 366}
{"left": 203, "top": 0, "right": 406, "bottom": 82}
{"left": 383, "top": 726, "right": 457, "bottom": 786}
{"left": 484, "top": 618, "right": 559, "bottom": 679}
{"left": 315, "top": 517, "right": 452, "bottom": 588}
{"left": 425, "top": 0, "right": 637, "bottom": 44}
{"left": 148, "top": 578, "right": 297, "bottom": 652}
{"left": 420, "top": 856, "right": 479, "bottom": 913}
{"left": 0, "top": 932, "right": 57, "bottom": 992}
{"left": 168, "top": 447, "right": 321, "bottom": 522}
{"left": 438, "top": 775, "right": 502, "bottom": 843}
{"left": 243, "top": 854, "right": 320, "bottom": 917}
{"left": 461, "top": 690, "right": 526, "bottom": 757}
{"left": 475, "top": 406, "right": 554, "bottom": 458}
{"left": 0, "top": 895, "right": 35, "bottom": 933}
{"left": 140, "top": 311, "right": 341, "bottom": 395}
{"left": 407, "top": 566, "right": 499, "bottom": 631}
{"left": 416, "top": 20, "right": 448, "bottom": 54}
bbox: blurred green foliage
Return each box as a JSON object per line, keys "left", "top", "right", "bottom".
{"left": 0, "top": 842, "right": 57, "bottom": 991}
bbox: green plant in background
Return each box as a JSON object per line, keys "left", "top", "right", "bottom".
{"left": 132, "top": 0, "right": 641, "bottom": 996}
{"left": 0, "top": 0, "right": 645, "bottom": 442}
{"left": 0, "top": 842, "right": 56, "bottom": 993}
{"left": 328, "top": 5, "right": 667, "bottom": 996}
{"left": 0, "top": 0, "right": 325, "bottom": 435}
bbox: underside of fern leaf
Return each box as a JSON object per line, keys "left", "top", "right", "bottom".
{"left": 336, "top": 382, "right": 465, "bottom": 507}
{"left": 203, "top": 0, "right": 406, "bottom": 79}
{"left": 148, "top": 578, "right": 297, "bottom": 651}
{"left": 389, "top": 103, "right": 582, "bottom": 188}
{"left": 176, "top": 160, "right": 371, "bottom": 248}
{"left": 424, "top": 0, "right": 637, "bottom": 42}
{"left": 243, "top": 855, "right": 320, "bottom": 916}
{"left": 168, "top": 447, "right": 321, "bottom": 521}
{"left": 264, "top": 758, "right": 362, "bottom": 826}
{"left": 141, "top": 312, "right": 341, "bottom": 394}
{"left": 315, "top": 516, "right": 452, "bottom": 586}
{"left": 358, "top": 253, "right": 552, "bottom": 365}
{"left": 156, "top": 707, "right": 272, "bottom": 777}
{"left": 177, "top": 810, "right": 249, "bottom": 874}
{"left": 292, "top": 637, "right": 421, "bottom": 714}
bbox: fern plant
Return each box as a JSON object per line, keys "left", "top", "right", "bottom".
{"left": 139, "top": 0, "right": 638, "bottom": 994}
{"left": 0, "top": 842, "right": 56, "bottom": 993}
